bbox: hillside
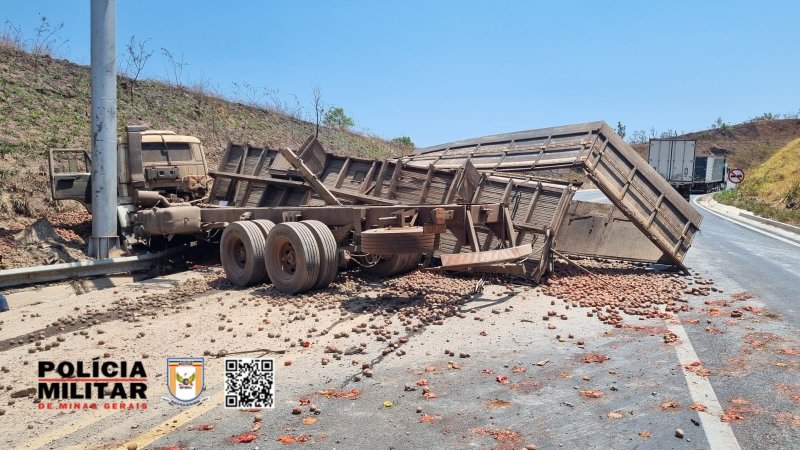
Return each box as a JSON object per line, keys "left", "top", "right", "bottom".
{"left": 0, "top": 45, "right": 406, "bottom": 221}
{"left": 714, "top": 138, "right": 800, "bottom": 226}
{"left": 631, "top": 119, "right": 800, "bottom": 170}
{"left": 739, "top": 137, "right": 800, "bottom": 207}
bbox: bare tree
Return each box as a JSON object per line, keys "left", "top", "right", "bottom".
{"left": 232, "top": 81, "right": 263, "bottom": 107}
{"left": 123, "top": 35, "right": 152, "bottom": 100}
{"left": 312, "top": 86, "right": 324, "bottom": 137}
{"left": 161, "top": 48, "right": 189, "bottom": 87}
{"left": 264, "top": 88, "right": 303, "bottom": 119}
{"left": 31, "top": 15, "right": 68, "bottom": 56}
{"left": 629, "top": 129, "right": 647, "bottom": 144}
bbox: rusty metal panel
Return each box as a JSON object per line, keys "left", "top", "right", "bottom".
{"left": 440, "top": 244, "right": 532, "bottom": 269}
{"left": 297, "top": 135, "right": 330, "bottom": 176}
{"left": 554, "top": 201, "right": 671, "bottom": 263}
{"left": 407, "top": 122, "right": 595, "bottom": 170}
{"left": 584, "top": 123, "right": 701, "bottom": 267}
{"left": 402, "top": 121, "right": 702, "bottom": 269}
{"left": 208, "top": 143, "right": 244, "bottom": 204}
{"left": 208, "top": 143, "right": 311, "bottom": 208}
{"left": 207, "top": 135, "right": 577, "bottom": 279}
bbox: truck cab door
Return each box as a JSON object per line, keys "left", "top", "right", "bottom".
{"left": 49, "top": 149, "right": 92, "bottom": 212}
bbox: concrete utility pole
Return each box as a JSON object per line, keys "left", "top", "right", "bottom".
{"left": 88, "top": 0, "right": 119, "bottom": 258}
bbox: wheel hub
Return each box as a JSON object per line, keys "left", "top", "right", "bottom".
{"left": 234, "top": 241, "right": 247, "bottom": 268}
{"left": 279, "top": 242, "right": 297, "bottom": 274}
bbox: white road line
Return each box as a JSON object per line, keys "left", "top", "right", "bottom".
{"left": 692, "top": 196, "right": 800, "bottom": 249}
{"left": 666, "top": 320, "right": 741, "bottom": 450}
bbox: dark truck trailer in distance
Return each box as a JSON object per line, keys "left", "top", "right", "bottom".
{"left": 691, "top": 156, "right": 726, "bottom": 193}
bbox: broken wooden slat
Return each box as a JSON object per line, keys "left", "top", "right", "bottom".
{"left": 440, "top": 244, "right": 532, "bottom": 269}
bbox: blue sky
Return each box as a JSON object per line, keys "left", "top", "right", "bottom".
{"left": 3, "top": 1, "right": 799, "bottom": 146}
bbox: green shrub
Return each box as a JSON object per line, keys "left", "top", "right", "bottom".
{"left": 391, "top": 136, "right": 414, "bottom": 147}
{"left": 323, "top": 106, "right": 354, "bottom": 130}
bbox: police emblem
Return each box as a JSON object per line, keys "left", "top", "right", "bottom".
{"left": 164, "top": 358, "right": 208, "bottom": 406}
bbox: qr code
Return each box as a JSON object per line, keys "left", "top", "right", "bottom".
{"left": 224, "top": 358, "right": 275, "bottom": 409}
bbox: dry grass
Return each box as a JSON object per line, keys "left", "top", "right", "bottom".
{"left": 714, "top": 139, "right": 800, "bottom": 226}
{"left": 737, "top": 138, "right": 800, "bottom": 208}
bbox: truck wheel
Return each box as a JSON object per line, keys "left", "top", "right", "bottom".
{"left": 301, "top": 220, "right": 338, "bottom": 289}
{"left": 265, "top": 222, "right": 320, "bottom": 294}
{"left": 251, "top": 220, "right": 276, "bottom": 239}
{"left": 220, "top": 221, "right": 267, "bottom": 286}
{"left": 400, "top": 253, "right": 422, "bottom": 272}
{"left": 364, "top": 253, "right": 420, "bottom": 278}
{"left": 250, "top": 220, "right": 276, "bottom": 281}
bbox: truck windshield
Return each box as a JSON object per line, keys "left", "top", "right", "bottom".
{"left": 141, "top": 142, "right": 193, "bottom": 163}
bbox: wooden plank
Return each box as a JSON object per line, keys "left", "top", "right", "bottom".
{"left": 385, "top": 163, "right": 403, "bottom": 199}
{"left": 418, "top": 164, "right": 435, "bottom": 204}
{"left": 444, "top": 167, "right": 464, "bottom": 203}
{"left": 372, "top": 161, "right": 389, "bottom": 197}
{"left": 515, "top": 182, "right": 542, "bottom": 245}
{"left": 329, "top": 188, "right": 399, "bottom": 205}
{"left": 334, "top": 157, "right": 352, "bottom": 188}
{"left": 646, "top": 194, "right": 665, "bottom": 228}
{"left": 360, "top": 161, "right": 378, "bottom": 193}
{"left": 440, "top": 244, "right": 532, "bottom": 269}
{"left": 470, "top": 175, "right": 486, "bottom": 203}
{"left": 208, "top": 170, "right": 307, "bottom": 188}
{"left": 239, "top": 148, "right": 268, "bottom": 206}
{"left": 278, "top": 147, "right": 342, "bottom": 206}
{"left": 465, "top": 212, "right": 480, "bottom": 252}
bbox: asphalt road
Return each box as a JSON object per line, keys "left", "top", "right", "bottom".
{"left": 4, "top": 191, "right": 798, "bottom": 449}
{"left": 573, "top": 190, "right": 800, "bottom": 449}
{"left": 683, "top": 195, "right": 800, "bottom": 449}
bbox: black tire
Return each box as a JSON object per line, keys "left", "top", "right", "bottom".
{"left": 250, "top": 220, "right": 276, "bottom": 281}
{"left": 364, "top": 253, "right": 420, "bottom": 278}
{"left": 399, "top": 253, "right": 422, "bottom": 273}
{"left": 220, "top": 221, "right": 267, "bottom": 286}
{"left": 265, "top": 222, "right": 320, "bottom": 294}
{"left": 301, "top": 220, "right": 338, "bottom": 289}
{"left": 251, "top": 219, "right": 276, "bottom": 239}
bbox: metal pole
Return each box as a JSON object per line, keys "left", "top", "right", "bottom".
{"left": 88, "top": 0, "right": 119, "bottom": 258}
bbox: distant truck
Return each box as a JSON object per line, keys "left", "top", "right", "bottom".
{"left": 691, "top": 155, "right": 726, "bottom": 194}
{"left": 647, "top": 139, "right": 726, "bottom": 199}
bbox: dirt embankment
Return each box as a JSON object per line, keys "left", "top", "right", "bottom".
{"left": 0, "top": 46, "right": 407, "bottom": 267}
{"left": 714, "top": 138, "right": 800, "bottom": 225}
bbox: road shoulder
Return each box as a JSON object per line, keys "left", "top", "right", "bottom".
{"left": 694, "top": 195, "right": 800, "bottom": 246}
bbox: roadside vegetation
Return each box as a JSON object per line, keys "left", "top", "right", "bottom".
{"left": 714, "top": 138, "right": 800, "bottom": 226}
{"left": 0, "top": 22, "right": 413, "bottom": 220}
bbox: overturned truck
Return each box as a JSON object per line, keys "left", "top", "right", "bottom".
{"left": 128, "top": 121, "right": 700, "bottom": 294}
{"left": 42, "top": 121, "right": 701, "bottom": 294}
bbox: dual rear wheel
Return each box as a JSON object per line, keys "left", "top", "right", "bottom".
{"left": 221, "top": 220, "right": 421, "bottom": 294}
{"left": 221, "top": 219, "right": 337, "bottom": 294}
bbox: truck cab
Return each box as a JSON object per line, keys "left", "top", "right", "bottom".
{"left": 49, "top": 125, "right": 211, "bottom": 247}
{"left": 49, "top": 125, "right": 210, "bottom": 210}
